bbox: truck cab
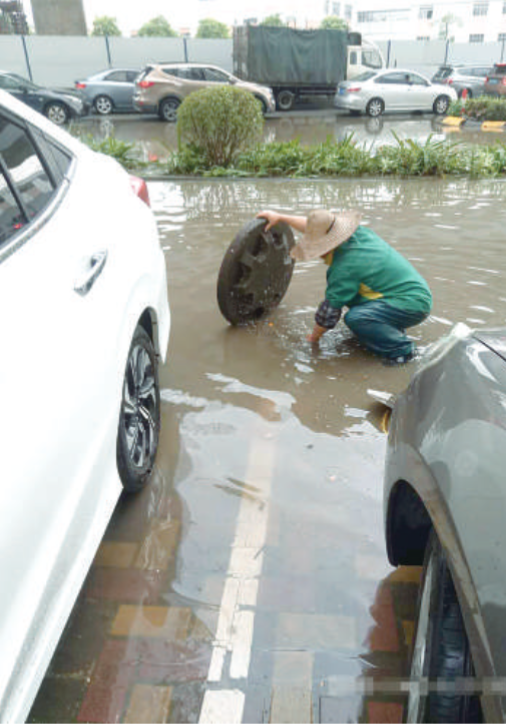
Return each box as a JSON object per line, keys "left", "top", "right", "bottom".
{"left": 347, "top": 40, "right": 385, "bottom": 80}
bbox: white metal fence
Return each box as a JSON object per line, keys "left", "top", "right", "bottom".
{"left": 0, "top": 35, "right": 504, "bottom": 87}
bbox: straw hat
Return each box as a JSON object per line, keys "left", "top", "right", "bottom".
{"left": 290, "top": 209, "right": 362, "bottom": 262}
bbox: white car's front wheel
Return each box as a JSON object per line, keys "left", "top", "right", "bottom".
{"left": 433, "top": 95, "right": 450, "bottom": 115}
{"left": 117, "top": 325, "right": 160, "bottom": 492}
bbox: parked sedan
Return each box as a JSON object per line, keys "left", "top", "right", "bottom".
{"left": 335, "top": 69, "right": 457, "bottom": 117}
{"left": 133, "top": 63, "right": 276, "bottom": 121}
{"left": 0, "top": 88, "right": 170, "bottom": 722}
{"left": 75, "top": 68, "right": 140, "bottom": 115}
{"left": 0, "top": 71, "right": 88, "bottom": 125}
{"left": 432, "top": 64, "right": 491, "bottom": 99}
{"left": 384, "top": 322, "right": 506, "bottom": 722}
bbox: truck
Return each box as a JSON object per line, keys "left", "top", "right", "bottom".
{"left": 233, "top": 25, "right": 385, "bottom": 111}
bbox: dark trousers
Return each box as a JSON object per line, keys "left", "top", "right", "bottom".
{"left": 344, "top": 300, "right": 429, "bottom": 360}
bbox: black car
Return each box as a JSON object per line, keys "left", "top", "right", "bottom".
{"left": 0, "top": 71, "right": 89, "bottom": 125}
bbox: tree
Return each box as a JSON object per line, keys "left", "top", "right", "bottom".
{"left": 439, "top": 13, "right": 461, "bottom": 41}
{"left": 260, "top": 14, "right": 285, "bottom": 26}
{"left": 137, "top": 16, "right": 177, "bottom": 37}
{"left": 91, "top": 16, "right": 121, "bottom": 36}
{"left": 196, "top": 18, "right": 229, "bottom": 38}
{"left": 320, "top": 16, "right": 348, "bottom": 30}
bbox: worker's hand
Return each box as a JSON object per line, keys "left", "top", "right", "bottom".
{"left": 307, "top": 324, "right": 327, "bottom": 345}
{"left": 256, "top": 210, "right": 283, "bottom": 231}
{"left": 306, "top": 332, "right": 321, "bottom": 344}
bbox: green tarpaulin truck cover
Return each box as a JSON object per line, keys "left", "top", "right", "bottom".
{"left": 244, "top": 26, "right": 348, "bottom": 86}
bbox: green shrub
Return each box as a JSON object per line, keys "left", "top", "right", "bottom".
{"left": 448, "top": 95, "right": 506, "bottom": 121}
{"left": 176, "top": 85, "right": 264, "bottom": 167}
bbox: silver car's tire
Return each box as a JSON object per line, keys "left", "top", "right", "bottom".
{"left": 117, "top": 325, "right": 160, "bottom": 493}
{"left": 44, "top": 102, "right": 70, "bottom": 125}
{"left": 159, "top": 97, "right": 180, "bottom": 122}
{"left": 276, "top": 90, "right": 295, "bottom": 111}
{"left": 407, "top": 531, "right": 482, "bottom": 723}
{"left": 366, "top": 97, "right": 384, "bottom": 117}
{"left": 433, "top": 95, "right": 450, "bottom": 115}
{"left": 94, "top": 95, "right": 114, "bottom": 115}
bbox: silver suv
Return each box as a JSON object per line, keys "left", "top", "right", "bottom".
{"left": 432, "top": 64, "right": 491, "bottom": 98}
{"left": 133, "top": 63, "right": 276, "bottom": 121}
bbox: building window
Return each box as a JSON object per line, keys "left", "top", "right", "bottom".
{"left": 503, "top": 1, "right": 506, "bottom": 13}
{"left": 473, "top": 3, "right": 488, "bottom": 15}
{"left": 469, "top": 33, "right": 484, "bottom": 41}
{"left": 417, "top": 35, "right": 430, "bottom": 40}
{"left": 499, "top": 32, "right": 506, "bottom": 40}
{"left": 345, "top": 4, "right": 352, "bottom": 19}
{"left": 419, "top": 6, "right": 433, "bottom": 19}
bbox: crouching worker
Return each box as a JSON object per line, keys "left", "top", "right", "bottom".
{"left": 257, "top": 208, "right": 432, "bottom": 364}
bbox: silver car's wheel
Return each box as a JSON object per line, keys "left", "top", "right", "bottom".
{"left": 366, "top": 97, "right": 384, "bottom": 117}
{"left": 159, "top": 97, "right": 180, "bottom": 122}
{"left": 433, "top": 95, "right": 450, "bottom": 115}
{"left": 94, "top": 95, "right": 114, "bottom": 115}
{"left": 45, "top": 102, "right": 69, "bottom": 125}
{"left": 407, "top": 531, "right": 482, "bottom": 723}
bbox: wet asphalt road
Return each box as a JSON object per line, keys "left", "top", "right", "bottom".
{"left": 28, "top": 125, "right": 506, "bottom": 722}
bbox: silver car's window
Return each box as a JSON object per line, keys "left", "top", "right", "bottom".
{"left": 409, "top": 73, "right": 429, "bottom": 86}
{"left": 162, "top": 67, "right": 180, "bottom": 78}
{"left": 0, "top": 116, "right": 55, "bottom": 223}
{"left": 188, "top": 68, "right": 205, "bottom": 81}
{"left": 354, "top": 71, "right": 376, "bottom": 82}
{"left": 106, "top": 70, "right": 129, "bottom": 82}
{"left": 203, "top": 68, "right": 230, "bottom": 83}
{"left": 376, "top": 73, "right": 409, "bottom": 84}
{"left": 126, "top": 70, "right": 139, "bottom": 82}
{"left": 0, "top": 167, "right": 24, "bottom": 248}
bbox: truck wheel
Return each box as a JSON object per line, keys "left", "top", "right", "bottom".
{"left": 276, "top": 90, "right": 295, "bottom": 111}
{"left": 366, "top": 97, "right": 384, "bottom": 117}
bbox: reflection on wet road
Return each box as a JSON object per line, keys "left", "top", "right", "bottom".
{"left": 30, "top": 178, "right": 506, "bottom": 723}
{"left": 77, "top": 112, "right": 505, "bottom": 163}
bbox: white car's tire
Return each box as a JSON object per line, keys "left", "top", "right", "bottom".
{"left": 117, "top": 325, "right": 160, "bottom": 493}
{"left": 366, "top": 97, "right": 384, "bottom": 117}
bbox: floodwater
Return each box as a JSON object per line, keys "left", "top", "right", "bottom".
{"left": 76, "top": 112, "right": 506, "bottom": 163}
{"left": 30, "top": 177, "right": 506, "bottom": 723}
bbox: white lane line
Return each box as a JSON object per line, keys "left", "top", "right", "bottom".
{"left": 199, "top": 689, "right": 245, "bottom": 724}
{"left": 199, "top": 426, "right": 276, "bottom": 723}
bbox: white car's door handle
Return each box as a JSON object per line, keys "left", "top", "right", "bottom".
{"left": 74, "top": 250, "right": 108, "bottom": 296}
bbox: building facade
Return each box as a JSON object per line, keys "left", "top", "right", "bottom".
{"left": 349, "top": 0, "right": 506, "bottom": 43}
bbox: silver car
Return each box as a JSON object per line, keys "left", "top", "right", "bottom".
{"left": 335, "top": 69, "right": 458, "bottom": 117}
{"left": 75, "top": 68, "right": 140, "bottom": 115}
{"left": 432, "top": 64, "right": 491, "bottom": 99}
{"left": 384, "top": 323, "right": 506, "bottom": 722}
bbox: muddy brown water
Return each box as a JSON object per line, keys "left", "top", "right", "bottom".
{"left": 31, "top": 177, "right": 506, "bottom": 723}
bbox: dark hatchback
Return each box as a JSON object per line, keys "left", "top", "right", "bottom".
{"left": 0, "top": 71, "right": 89, "bottom": 125}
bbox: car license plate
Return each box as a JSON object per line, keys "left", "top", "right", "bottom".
{"left": 489, "top": 78, "right": 499, "bottom": 84}
{"left": 339, "top": 87, "right": 345, "bottom": 95}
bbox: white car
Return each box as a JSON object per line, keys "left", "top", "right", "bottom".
{"left": 0, "top": 89, "right": 170, "bottom": 722}
{"left": 335, "top": 68, "right": 458, "bottom": 117}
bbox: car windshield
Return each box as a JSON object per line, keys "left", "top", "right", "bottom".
{"left": 4, "top": 73, "right": 39, "bottom": 91}
{"left": 432, "top": 67, "right": 452, "bottom": 81}
{"left": 353, "top": 71, "right": 377, "bottom": 82}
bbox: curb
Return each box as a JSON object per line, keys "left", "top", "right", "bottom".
{"left": 442, "top": 116, "right": 506, "bottom": 131}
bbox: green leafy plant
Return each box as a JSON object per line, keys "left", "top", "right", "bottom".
{"left": 195, "top": 18, "right": 229, "bottom": 38}
{"left": 320, "top": 16, "right": 348, "bottom": 30}
{"left": 176, "top": 85, "right": 264, "bottom": 167}
{"left": 448, "top": 96, "right": 506, "bottom": 122}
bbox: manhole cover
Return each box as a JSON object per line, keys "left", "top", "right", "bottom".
{"left": 217, "top": 218, "right": 295, "bottom": 325}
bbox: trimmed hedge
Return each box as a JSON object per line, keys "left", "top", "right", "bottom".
{"left": 448, "top": 95, "right": 506, "bottom": 121}
{"left": 176, "top": 85, "right": 264, "bottom": 167}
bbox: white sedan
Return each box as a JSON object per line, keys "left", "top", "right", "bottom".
{"left": 335, "top": 68, "right": 458, "bottom": 117}
{"left": 0, "top": 90, "right": 170, "bottom": 722}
